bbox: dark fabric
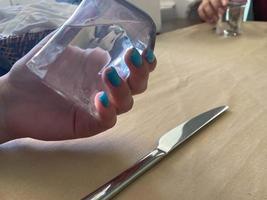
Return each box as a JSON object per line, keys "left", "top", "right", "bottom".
{"left": 0, "top": 29, "right": 54, "bottom": 75}
{"left": 253, "top": 0, "right": 267, "bottom": 21}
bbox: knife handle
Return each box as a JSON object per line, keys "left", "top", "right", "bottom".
{"left": 81, "top": 149, "right": 165, "bottom": 200}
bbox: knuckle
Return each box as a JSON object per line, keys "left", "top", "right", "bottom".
{"left": 105, "top": 117, "right": 117, "bottom": 129}
{"left": 101, "top": 115, "right": 117, "bottom": 130}
{"left": 137, "top": 66, "right": 150, "bottom": 80}
{"left": 132, "top": 82, "right": 147, "bottom": 95}
{"left": 117, "top": 97, "right": 134, "bottom": 114}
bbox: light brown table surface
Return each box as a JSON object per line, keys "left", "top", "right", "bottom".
{"left": 1, "top": 22, "right": 267, "bottom": 200}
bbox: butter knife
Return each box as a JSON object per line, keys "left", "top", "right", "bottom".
{"left": 82, "top": 106, "right": 228, "bottom": 200}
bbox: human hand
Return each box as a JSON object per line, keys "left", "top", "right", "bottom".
{"left": 0, "top": 36, "right": 156, "bottom": 143}
{"left": 198, "top": 0, "right": 228, "bottom": 24}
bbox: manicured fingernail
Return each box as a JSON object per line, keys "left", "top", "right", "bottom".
{"left": 107, "top": 67, "right": 121, "bottom": 87}
{"left": 99, "top": 91, "right": 109, "bottom": 108}
{"left": 145, "top": 48, "right": 155, "bottom": 64}
{"left": 131, "top": 48, "right": 142, "bottom": 68}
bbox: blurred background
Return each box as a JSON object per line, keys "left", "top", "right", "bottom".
{"left": 129, "top": 0, "right": 202, "bottom": 33}
{"left": 0, "top": 0, "right": 202, "bottom": 33}
{"left": 0, "top": 0, "right": 202, "bottom": 75}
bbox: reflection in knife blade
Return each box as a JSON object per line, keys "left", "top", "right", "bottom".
{"left": 157, "top": 106, "right": 228, "bottom": 153}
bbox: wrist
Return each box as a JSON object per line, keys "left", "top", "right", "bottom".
{"left": 0, "top": 75, "right": 12, "bottom": 144}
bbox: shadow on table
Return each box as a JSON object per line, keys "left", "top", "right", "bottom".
{"left": 0, "top": 138, "right": 131, "bottom": 199}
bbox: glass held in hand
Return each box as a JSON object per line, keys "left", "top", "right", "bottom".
{"left": 26, "top": 0, "right": 156, "bottom": 115}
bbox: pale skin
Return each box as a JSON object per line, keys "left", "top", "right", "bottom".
{"left": 198, "top": 0, "right": 229, "bottom": 23}
{"left": 0, "top": 35, "right": 156, "bottom": 144}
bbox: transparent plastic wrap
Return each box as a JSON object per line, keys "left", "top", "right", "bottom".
{"left": 26, "top": 0, "right": 156, "bottom": 115}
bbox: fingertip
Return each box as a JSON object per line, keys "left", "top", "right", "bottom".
{"left": 104, "top": 67, "right": 122, "bottom": 88}
{"left": 131, "top": 48, "right": 143, "bottom": 68}
{"left": 125, "top": 48, "right": 149, "bottom": 79}
{"left": 142, "top": 48, "right": 157, "bottom": 72}
{"left": 125, "top": 48, "right": 143, "bottom": 69}
{"left": 102, "top": 67, "right": 134, "bottom": 114}
{"left": 144, "top": 48, "right": 156, "bottom": 64}
{"left": 95, "top": 91, "right": 117, "bottom": 128}
{"left": 98, "top": 91, "right": 110, "bottom": 108}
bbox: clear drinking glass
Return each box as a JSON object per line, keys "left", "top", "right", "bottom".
{"left": 216, "top": 0, "right": 247, "bottom": 36}
{"left": 26, "top": 0, "right": 156, "bottom": 115}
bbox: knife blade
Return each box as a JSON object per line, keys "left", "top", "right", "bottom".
{"left": 81, "top": 106, "right": 229, "bottom": 200}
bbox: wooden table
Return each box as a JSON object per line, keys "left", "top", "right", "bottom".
{"left": 1, "top": 22, "right": 267, "bottom": 200}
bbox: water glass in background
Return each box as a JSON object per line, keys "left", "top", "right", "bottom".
{"left": 216, "top": 0, "right": 247, "bottom": 36}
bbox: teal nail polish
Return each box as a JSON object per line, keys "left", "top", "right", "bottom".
{"left": 145, "top": 48, "right": 155, "bottom": 64}
{"left": 131, "top": 48, "right": 142, "bottom": 68}
{"left": 107, "top": 67, "right": 121, "bottom": 87}
{"left": 99, "top": 92, "right": 109, "bottom": 108}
